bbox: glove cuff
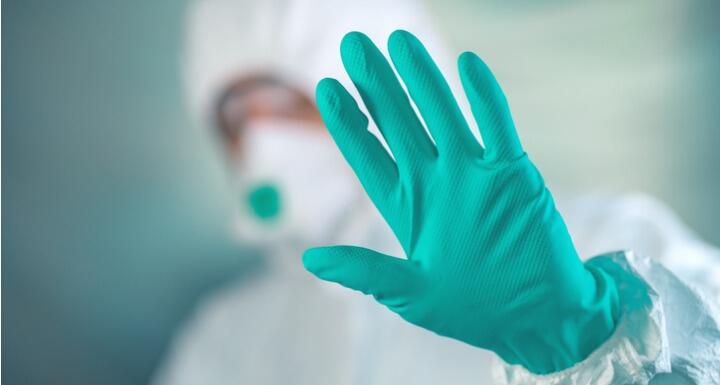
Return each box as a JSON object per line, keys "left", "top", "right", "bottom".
{"left": 490, "top": 254, "right": 621, "bottom": 374}
{"left": 491, "top": 251, "right": 671, "bottom": 385}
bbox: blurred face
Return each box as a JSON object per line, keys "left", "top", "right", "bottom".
{"left": 215, "top": 75, "right": 364, "bottom": 246}
{"left": 216, "top": 75, "right": 324, "bottom": 162}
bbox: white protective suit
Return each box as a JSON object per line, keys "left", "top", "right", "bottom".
{"left": 154, "top": 0, "right": 720, "bottom": 384}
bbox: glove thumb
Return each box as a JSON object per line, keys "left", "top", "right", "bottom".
{"left": 303, "top": 246, "right": 423, "bottom": 303}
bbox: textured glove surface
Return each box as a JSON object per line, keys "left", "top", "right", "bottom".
{"left": 303, "top": 30, "right": 619, "bottom": 374}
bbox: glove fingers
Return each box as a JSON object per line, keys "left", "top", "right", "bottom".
{"left": 316, "top": 78, "right": 399, "bottom": 204}
{"left": 340, "top": 31, "right": 437, "bottom": 170}
{"left": 303, "top": 246, "right": 423, "bottom": 303}
{"left": 458, "top": 52, "right": 523, "bottom": 161}
{"left": 388, "top": 30, "right": 482, "bottom": 158}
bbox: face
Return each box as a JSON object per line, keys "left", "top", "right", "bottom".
{"left": 215, "top": 75, "right": 364, "bottom": 246}
{"left": 216, "top": 75, "right": 325, "bottom": 163}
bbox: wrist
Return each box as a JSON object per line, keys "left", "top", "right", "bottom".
{"left": 493, "top": 264, "right": 620, "bottom": 374}
{"left": 491, "top": 252, "right": 670, "bottom": 385}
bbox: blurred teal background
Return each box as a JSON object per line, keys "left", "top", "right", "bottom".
{"left": 3, "top": 1, "right": 719, "bottom": 385}
{"left": 4, "top": 1, "right": 257, "bottom": 384}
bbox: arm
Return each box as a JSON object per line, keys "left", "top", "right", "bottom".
{"left": 303, "top": 30, "right": 720, "bottom": 384}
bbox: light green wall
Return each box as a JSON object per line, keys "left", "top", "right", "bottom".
{"left": 427, "top": 0, "right": 720, "bottom": 244}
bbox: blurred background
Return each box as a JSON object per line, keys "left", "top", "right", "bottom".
{"left": 3, "top": 0, "right": 719, "bottom": 384}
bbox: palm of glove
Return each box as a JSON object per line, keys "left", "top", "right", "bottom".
{"left": 388, "top": 154, "right": 581, "bottom": 340}
{"left": 304, "top": 30, "right": 617, "bottom": 374}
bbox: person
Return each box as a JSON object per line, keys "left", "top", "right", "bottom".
{"left": 153, "top": 1, "right": 720, "bottom": 384}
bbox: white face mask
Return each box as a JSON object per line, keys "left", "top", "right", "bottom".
{"left": 232, "top": 119, "right": 364, "bottom": 248}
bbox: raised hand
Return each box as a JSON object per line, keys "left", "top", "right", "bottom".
{"left": 303, "top": 30, "right": 619, "bottom": 374}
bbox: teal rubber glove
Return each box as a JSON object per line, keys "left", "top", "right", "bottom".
{"left": 303, "top": 30, "right": 620, "bottom": 374}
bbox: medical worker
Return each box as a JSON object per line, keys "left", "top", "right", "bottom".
{"left": 153, "top": 1, "right": 720, "bottom": 384}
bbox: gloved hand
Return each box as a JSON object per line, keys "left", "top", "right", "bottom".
{"left": 303, "top": 30, "right": 620, "bottom": 374}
